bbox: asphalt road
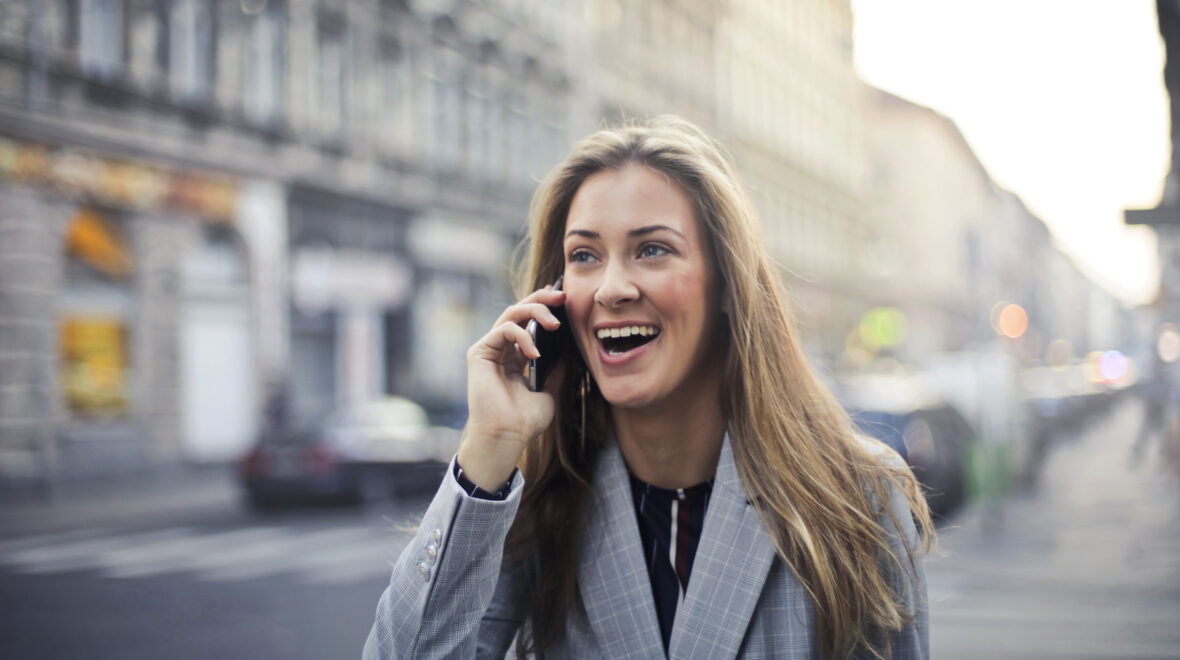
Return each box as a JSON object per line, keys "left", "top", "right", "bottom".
{"left": 0, "top": 481, "right": 429, "bottom": 660}
{"left": 927, "top": 397, "right": 1180, "bottom": 659}
{"left": 1, "top": 397, "right": 1177, "bottom": 659}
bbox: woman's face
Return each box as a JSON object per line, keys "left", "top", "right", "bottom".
{"left": 562, "top": 164, "right": 725, "bottom": 410}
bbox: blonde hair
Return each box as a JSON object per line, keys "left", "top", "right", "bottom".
{"left": 506, "top": 115, "right": 933, "bottom": 659}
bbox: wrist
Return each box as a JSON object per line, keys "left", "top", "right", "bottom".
{"left": 454, "top": 461, "right": 516, "bottom": 500}
{"left": 456, "top": 438, "right": 521, "bottom": 492}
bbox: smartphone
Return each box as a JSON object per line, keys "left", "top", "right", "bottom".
{"left": 526, "top": 276, "right": 570, "bottom": 392}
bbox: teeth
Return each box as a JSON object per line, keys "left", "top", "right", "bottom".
{"left": 596, "top": 326, "right": 660, "bottom": 339}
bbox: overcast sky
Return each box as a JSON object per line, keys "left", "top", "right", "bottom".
{"left": 852, "top": 0, "right": 1169, "bottom": 306}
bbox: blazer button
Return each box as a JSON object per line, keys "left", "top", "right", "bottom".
{"left": 425, "top": 543, "right": 438, "bottom": 564}
{"left": 433, "top": 528, "right": 442, "bottom": 544}
{"left": 417, "top": 560, "right": 430, "bottom": 581}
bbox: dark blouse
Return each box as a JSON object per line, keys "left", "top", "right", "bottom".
{"left": 628, "top": 473, "right": 714, "bottom": 653}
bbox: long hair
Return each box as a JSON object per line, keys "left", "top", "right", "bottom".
{"left": 506, "top": 115, "right": 934, "bottom": 659}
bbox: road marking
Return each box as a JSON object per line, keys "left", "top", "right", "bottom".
{"left": 0, "top": 523, "right": 407, "bottom": 585}
{"left": 101, "top": 527, "right": 285, "bottom": 579}
{"left": 196, "top": 527, "right": 397, "bottom": 582}
{"left": 0, "top": 527, "right": 113, "bottom": 555}
{"left": 1, "top": 529, "right": 194, "bottom": 574}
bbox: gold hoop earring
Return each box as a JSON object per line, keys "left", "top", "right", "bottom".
{"left": 579, "top": 368, "right": 591, "bottom": 451}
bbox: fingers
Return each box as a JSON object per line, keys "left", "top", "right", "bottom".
{"left": 517, "top": 286, "right": 567, "bottom": 313}
{"left": 469, "top": 286, "right": 566, "bottom": 365}
{"left": 494, "top": 291, "right": 566, "bottom": 331}
{"left": 469, "top": 320, "right": 540, "bottom": 362}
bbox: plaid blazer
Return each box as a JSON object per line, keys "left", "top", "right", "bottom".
{"left": 363, "top": 435, "right": 928, "bottom": 659}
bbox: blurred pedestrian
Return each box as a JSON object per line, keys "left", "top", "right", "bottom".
{"left": 363, "top": 116, "right": 933, "bottom": 659}
{"left": 1133, "top": 364, "right": 1173, "bottom": 466}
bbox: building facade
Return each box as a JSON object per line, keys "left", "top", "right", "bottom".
{"left": 0, "top": 0, "right": 574, "bottom": 486}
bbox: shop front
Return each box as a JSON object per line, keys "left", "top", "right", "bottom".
{"left": 0, "top": 134, "right": 255, "bottom": 483}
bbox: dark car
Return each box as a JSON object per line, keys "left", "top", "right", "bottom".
{"left": 851, "top": 403, "right": 972, "bottom": 520}
{"left": 240, "top": 396, "right": 461, "bottom": 509}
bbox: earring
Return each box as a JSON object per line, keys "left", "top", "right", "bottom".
{"left": 578, "top": 368, "right": 591, "bottom": 451}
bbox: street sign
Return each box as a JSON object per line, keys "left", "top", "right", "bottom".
{"left": 1125, "top": 206, "right": 1180, "bottom": 226}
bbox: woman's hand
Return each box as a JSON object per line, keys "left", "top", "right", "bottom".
{"left": 456, "top": 285, "right": 567, "bottom": 491}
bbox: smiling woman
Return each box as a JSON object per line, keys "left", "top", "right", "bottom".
{"left": 363, "top": 116, "right": 934, "bottom": 660}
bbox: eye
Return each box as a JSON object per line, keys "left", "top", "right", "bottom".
{"left": 638, "top": 242, "right": 671, "bottom": 259}
{"left": 568, "top": 249, "right": 598, "bottom": 264}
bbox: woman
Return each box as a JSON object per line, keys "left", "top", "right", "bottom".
{"left": 364, "top": 116, "right": 933, "bottom": 659}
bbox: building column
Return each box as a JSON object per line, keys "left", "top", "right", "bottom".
{"left": 0, "top": 185, "right": 69, "bottom": 490}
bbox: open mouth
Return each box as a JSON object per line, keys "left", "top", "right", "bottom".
{"left": 596, "top": 325, "right": 660, "bottom": 355}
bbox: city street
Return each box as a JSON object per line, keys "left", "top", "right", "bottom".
{"left": 0, "top": 398, "right": 1177, "bottom": 659}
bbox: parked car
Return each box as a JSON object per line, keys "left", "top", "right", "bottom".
{"left": 850, "top": 404, "right": 971, "bottom": 520}
{"left": 240, "top": 396, "right": 461, "bottom": 509}
{"left": 836, "top": 372, "right": 974, "bottom": 520}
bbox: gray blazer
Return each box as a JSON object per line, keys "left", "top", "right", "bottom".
{"left": 363, "top": 435, "right": 928, "bottom": 659}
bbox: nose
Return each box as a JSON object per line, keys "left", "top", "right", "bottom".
{"left": 593, "top": 261, "right": 639, "bottom": 308}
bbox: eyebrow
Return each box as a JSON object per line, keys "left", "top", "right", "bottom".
{"left": 564, "top": 224, "right": 686, "bottom": 240}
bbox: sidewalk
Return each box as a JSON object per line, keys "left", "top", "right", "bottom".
{"left": 927, "top": 397, "right": 1180, "bottom": 659}
{"left": 0, "top": 463, "right": 239, "bottom": 538}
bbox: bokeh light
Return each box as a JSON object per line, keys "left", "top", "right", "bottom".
{"left": 1158, "top": 325, "right": 1180, "bottom": 363}
{"left": 1097, "top": 350, "right": 1129, "bottom": 382}
{"left": 858, "top": 307, "right": 908, "bottom": 350}
{"left": 997, "top": 303, "right": 1029, "bottom": 339}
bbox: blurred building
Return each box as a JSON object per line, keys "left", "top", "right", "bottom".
{"left": 861, "top": 86, "right": 1131, "bottom": 367}
{"left": 0, "top": 0, "right": 573, "bottom": 486}
{"left": 1126, "top": 0, "right": 1180, "bottom": 379}
{"left": 717, "top": 0, "right": 865, "bottom": 362}
{"left": 0, "top": 0, "right": 876, "bottom": 487}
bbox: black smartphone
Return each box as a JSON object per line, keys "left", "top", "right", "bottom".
{"left": 526, "top": 276, "right": 570, "bottom": 392}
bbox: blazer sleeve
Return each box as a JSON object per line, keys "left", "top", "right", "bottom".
{"left": 362, "top": 455, "right": 528, "bottom": 659}
{"left": 871, "top": 447, "right": 930, "bottom": 660}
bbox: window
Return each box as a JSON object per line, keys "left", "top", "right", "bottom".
{"left": 61, "top": 208, "right": 135, "bottom": 418}
{"left": 168, "top": 0, "right": 213, "bottom": 103}
{"left": 242, "top": 0, "right": 284, "bottom": 127}
{"left": 316, "top": 13, "right": 347, "bottom": 138}
{"left": 428, "top": 54, "right": 462, "bottom": 170}
{"left": 78, "top": 0, "right": 124, "bottom": 80}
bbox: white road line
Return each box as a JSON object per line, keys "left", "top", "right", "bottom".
{"left": 0, "top": 523, "right": 418, "bottom": 585}
{"left": 0, "top": 527, "right": 113, "bottom": 555}
{"left": 195, "top": 526, "right": 394, "bottom": 583}
{"left": 101, "top": 528, "right": 285, "bottom": 579}
{"left": 295, "top": 535, "right": 413, "bottom": 586}
{"left": 1, "top": 529, "right": 193, "bottom": 574}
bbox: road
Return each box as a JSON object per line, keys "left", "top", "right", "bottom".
{"left": 0, "top": 480, "right": 428, "bottom": 660}
{"left": 1, "top": 397, "right": 1177, "bottom": 659}
{"left": 927, "top": 397, "right": 1180, "bottom": 659}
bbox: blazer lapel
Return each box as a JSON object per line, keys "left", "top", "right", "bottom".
{"left": 668, "top": 434, "right": 777, "bottom": 660}
{"left": 578, "top": 442, "right": 666, "bottom": 660}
